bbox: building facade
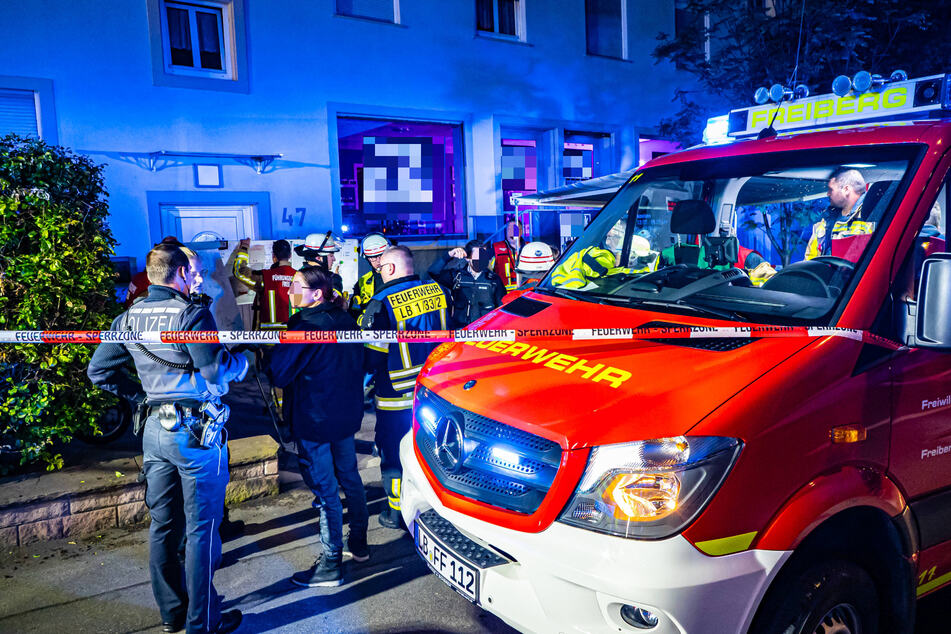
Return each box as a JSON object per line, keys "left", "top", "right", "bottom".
{"left": 0, "top": 0, "right": 684, "bottom": 267}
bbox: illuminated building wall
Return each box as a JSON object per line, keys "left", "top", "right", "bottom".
{"left": 0, "top": 0, "right": 686, "bottom": 261}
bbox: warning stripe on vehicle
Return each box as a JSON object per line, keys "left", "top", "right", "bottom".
{"left": 0, "top": 327, "right": 903, "bottom": 350}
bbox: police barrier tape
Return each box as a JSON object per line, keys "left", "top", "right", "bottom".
{"left": 0, "top": 327, "right": 904, "bottom": 350}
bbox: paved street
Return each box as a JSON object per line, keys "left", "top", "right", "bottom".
{"left": 2, "top": 381, "right": 949, "bottom": 633}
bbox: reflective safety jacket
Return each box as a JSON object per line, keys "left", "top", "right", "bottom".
{"left": 351, "top": 269, "right": 383, "bottom": 318}
{"left": 231, "top": 248, "right": 257, "bottom": 305}
{"left": 550, "top": 247, "right": 624, "bottom": 289}
{"left": 805, "top": 198, "right": 874, "bottom": 261}
{"left": 490, "top": 241, "right": 518, "bottom": 291}
{"left": 87, "top": 286, "right": 247, "bottom": 405}
{"left": 361, "top": 275, "right": 450, "bottom": 411}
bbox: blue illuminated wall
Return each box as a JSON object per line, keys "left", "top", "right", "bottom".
{"left": 0, "top": 0, "right": 687, "bottom": 259}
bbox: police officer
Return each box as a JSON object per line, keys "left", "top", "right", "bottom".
{"left": 361, "top": 246, "right": 450, "bottom": 528}
{"left": 87, "top": 242, "right": 247, "bottom": 634}
{"left": 295, "top": 231, "right": 344, "bottom": 293}
{"left": 351, "top": 232, "right": 390, "bottom": 320}
{"left": 428, "top": 240, "right": 506, "bottom": 327}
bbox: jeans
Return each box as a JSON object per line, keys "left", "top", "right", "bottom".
{"left": 295, "top": 435, "right": 369, "bottom": 557}
{"left": 142, "top": 415, "right": 229, "bottom": 634}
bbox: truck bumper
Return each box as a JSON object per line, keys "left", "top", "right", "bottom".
{"left": 400, "top": 433, "right": 790, "bottom": 634}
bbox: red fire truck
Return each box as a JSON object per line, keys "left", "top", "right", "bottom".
{"left": 400, "top": 72, "right": 951, "bottom": 633}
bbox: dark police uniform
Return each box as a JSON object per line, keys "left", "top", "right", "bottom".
{"left": 428, "top": 254, "right": 506, "bottom": 327}
{"left": 87, "top": 285, "right": 247, "bottom": 633}
{"left": 361, "top": 275, "right": 449, "bottom": 523}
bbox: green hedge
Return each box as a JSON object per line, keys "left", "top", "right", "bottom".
{"left": 0, "top": 134, "right": 121, "bottom": 473}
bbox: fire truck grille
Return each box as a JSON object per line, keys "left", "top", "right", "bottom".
{"left": 415, "top": 390, "right": 562, "bottom": 514}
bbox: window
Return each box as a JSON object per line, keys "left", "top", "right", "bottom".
{"left": 160, "top": 1, "right": 234, "bottom": 78}
{"left": 539, "top": 146, "right": 917, "bottom": 325}
{"left": 0, "top": 77, "right": 56, "bottom": 143}
{"left": 336, "top": 117, "right": 466, "bottom": 238}
{"left": 674, "top": 0, "right": 710, "bottom": 65}
{"left": 477, "top": 0, "right": 525, "bottom": 40}
{"left": 585, "top": 0, "right": 627, "bottom": 59}
{"left": 336, "top": 0, "right": 400, "bottom": 24}
{"left": 0, "top": 88, "right": 39, "bottom": 138}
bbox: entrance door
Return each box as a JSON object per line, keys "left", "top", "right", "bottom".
{"left": 159, "top": 204, "right": 257, "bottom": 242}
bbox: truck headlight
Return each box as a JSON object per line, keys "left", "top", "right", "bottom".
{"left": 558, "top": 436, "right": 741, "bottom": 539}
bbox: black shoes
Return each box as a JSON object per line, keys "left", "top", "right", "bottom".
{"left": 344, "top": 531, "right": 370, "bottom": 562}
{"left": 219, "top": 517, "right": 245, "bottom": 540}
{"left": 291, "top": 554, "right": 343, "bottom": 587}
{"left": 161, "top": 619, "right": 184, "bottom": 633}
{"left": 378, "top": 506, "right": 403, "bottom": 529}
{"left": 212, "top": 609, "right": 242, "bottom": 633}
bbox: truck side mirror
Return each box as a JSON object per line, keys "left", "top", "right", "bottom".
{"left": 915, "top": 253, "right": 951, "bottom": 349}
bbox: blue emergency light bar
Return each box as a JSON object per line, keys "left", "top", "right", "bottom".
{"left": 726, "top": 72, "right": 951, "bottom": 138}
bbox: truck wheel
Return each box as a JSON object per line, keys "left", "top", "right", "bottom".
{"left": 751, "top": 560, "right": 879, "bottom": 634}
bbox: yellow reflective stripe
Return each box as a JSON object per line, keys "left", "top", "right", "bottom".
{"left": 375, "top": 395, "right": 413, "bottom": 410}
{"left": 392, "top": 378, "right": 418, "bottom": 392}
{"left": 918, "top": 570, "right": 951, "bottom": 597}
{"left": 365, "top": 342, "right": 388, "bottom": 353}
{"left": 268, "top": 290, "right": 276, "bottom": 324}
{"left": 390, "top": 363, "right": 423, "bottom": 379}
{"left": 438, "top": 306, "right": 447, "bottom": 329}
{"left": 693, "top": 531, "right": 758, "bottom": 556}
{"left": 232, "top": 252, "right": 255, "bottom": 287}
{"left": 396, "top": 319, "right": 411, "bottom": 368}
{"left": 260, "top": 323, "right": 287, "bottom": 330}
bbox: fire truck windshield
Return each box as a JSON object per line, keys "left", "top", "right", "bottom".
{"left": 538, "top": 145, "right": 921, "bottom": 324}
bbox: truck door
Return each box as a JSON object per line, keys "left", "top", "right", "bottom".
{"left": 888, "top": 176, "right": 951, "bottom": 591}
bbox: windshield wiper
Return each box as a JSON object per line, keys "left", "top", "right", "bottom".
{"left": 632, "top": 298, "right": 746, "bottom": 321}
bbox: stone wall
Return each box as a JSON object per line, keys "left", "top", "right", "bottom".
{"left": 0, "top": 435, "right": 278, "bottom": 547}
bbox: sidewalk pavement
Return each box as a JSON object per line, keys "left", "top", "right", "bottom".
{"left": 0, "top": 450, "right": 515, "bottom": 633}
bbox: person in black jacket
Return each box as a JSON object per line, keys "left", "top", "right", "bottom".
{"left": 266, "top": 266, "right": 369, "bottom": 588}
{"left": 428, "top": 240, "right": 506, "bottom": 327}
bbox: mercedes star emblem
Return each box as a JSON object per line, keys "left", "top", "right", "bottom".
{"left": 434, "top": 415, "right": 465, "bottom": 473}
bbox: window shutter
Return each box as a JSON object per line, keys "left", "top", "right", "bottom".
{"left": 0, "top": 89, "right": 38, "bottom": 138}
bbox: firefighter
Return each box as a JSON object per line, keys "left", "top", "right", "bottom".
{"left": 361, "top": 245, "right": 450, "bottom": 529}
{"left": 490, "top": 220, "right": 522, "bottom": 291}
{"left": 805, "top": 167, "right": 875, "bottom": 260}
{"left": 428, "top": 240, "right": 506, "bottom": 327}
{"left": 257, "top": 239, "right": 296, "bottom": 330}
{"left": 351, "top": 232, "right": 390, "bottom": 320}
{"left": 515, "top": 241, "right": 556, "bottom": 288}
{"left": 230, "top": 239, "right": 258, "bottom": 329}
{"left": 295, "top": 231, "right": 344, "bottom": 293}
{"left": 551, "top": 220, "right": 655, "bottom": 289}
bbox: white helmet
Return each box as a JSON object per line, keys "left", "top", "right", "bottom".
{"left": 295, "top": 231, "right": 341, "bottom": 259}
{"left": 630, "top": 234, "right": 652, "bottom": 258}
{"left": 361, "top": 232, "right": 390, "bottom": 258}
{"left": 517, "top": 242, "right": 555, "bottom": 272}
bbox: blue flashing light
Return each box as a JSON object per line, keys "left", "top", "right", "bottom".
{"left": 853, "top": 70, "right": 873, "bottom": 93}
{"left": 703, "top": 114, "right": 732, "bottom": 145}
{"left": 891, "top": 69, "right": 908, "bottom": 83}
{"left": 754, "top": 87, "right": 770, "bottom": 105}
{"left": 491, "top": 446, "right": 521, "bottom": 466}
{"left": 769, "top": 83, "right": 788, "bottom": 103}
{"left": 341, "top": 224, "right": 350, "bottom": 233}
{"left": 832, "top": 75, "right": 852, "bottom": 97}
{"left": 417, "top": 405, "right": 437, "bottom": 434}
